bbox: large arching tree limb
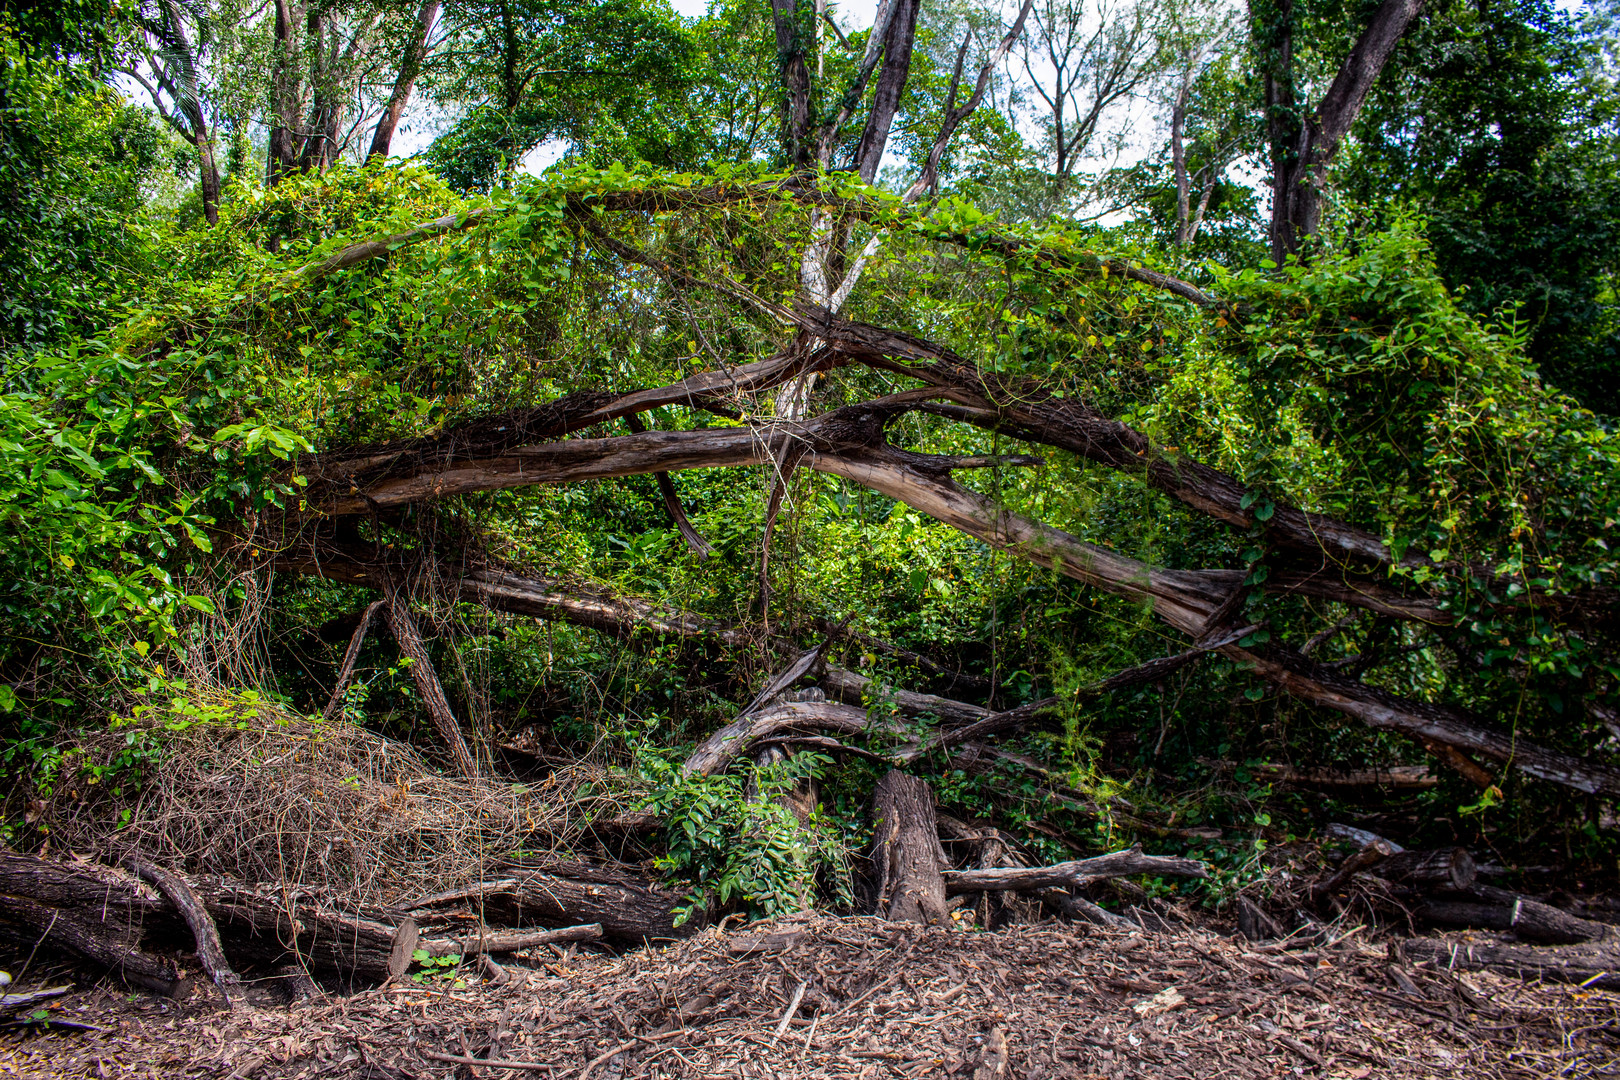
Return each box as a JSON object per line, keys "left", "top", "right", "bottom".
{"left": 809, "top": 446, "right": 1620, "bottom": 796}
{"left": 283, "top": 413, "right": 1618, "bottom": 796}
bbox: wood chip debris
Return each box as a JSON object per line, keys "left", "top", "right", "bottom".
{"left": 3, "top": 915, "right": 1616, "bottom": 1078}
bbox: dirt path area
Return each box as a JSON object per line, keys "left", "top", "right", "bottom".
{"left": 4, "top": 916, "right": 1615, "bottom": 1079}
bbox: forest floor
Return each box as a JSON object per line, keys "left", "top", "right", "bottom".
{"left": 2, "top": 915, "right": 1616, "bottom": 1080}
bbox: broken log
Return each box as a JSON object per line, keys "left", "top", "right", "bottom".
{"left": 409, "top": 862, "right": 690, "bottom": 941}
{"left": 1043, "top": 890, "right": 1141, "bottom": 931}
{"left": 321, "top": 598, "right": 386, "bottom": 721}
{"left": 1402, "top": 934, "right": 1619, "bottom": 987}
{"left": 1311, "top": 839, "right": 1396, "bottom": 903}
{"left": 940, "top": 846, "right": 1208, "bottom": 894}
{"left": 1368, "top": 848, "right": 1475, "bottom": 891}
{"left": 1235, "top": 895, "right": 1287, "bottom": 942}
{"left": 871, "top": 771, "right": 950, "bottom": 925}
{"left": 0, "top": 987, "right": 71, "bottom": 1014}
{"left": 414, "top": 923, "right": 604, "bottom": 958}
{"left": 381, "top": 574, "right": 479, "bottom": 777}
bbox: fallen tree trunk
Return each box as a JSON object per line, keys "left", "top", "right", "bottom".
{"left": 1255, "top": 763, "right": 1439, "bottom": 789}
{"left": 279, "top": 415, "right": 1620, "bottom": 797}
{"left": 1402, "top": 934, "right": 1619, "bottom": 987}
{"left": 940, "top": 846, "right": 1208, "bottom": 894}
{"left": 0, "top": 852, "right": 684, "bottom": 989}
{"left": 0, "top": 893, "right": 182, "bottom": 995}
{"left": 1368, "top": 848, "right": 1476, "bottom": 891}
{"left": 682, "top": 700, "right": 880, "bottom": 777}
{"left": 871, "top": 771, "right": 950, "bottom": 925}
{"left": 812, "top": 447, "right": 1620, "bottom": 798}
{"left": 408, "top": 862, "right": 691, "bottom": 941}
{"left": 0, "top": 852, "right": 400, "bottom": 984}
{"left": 1417, "top": 885, "right": 1611, "bottom": 945}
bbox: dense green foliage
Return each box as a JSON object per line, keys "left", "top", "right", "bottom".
{"left": 2, "top": 0, "right": 1618, "bottom": 914}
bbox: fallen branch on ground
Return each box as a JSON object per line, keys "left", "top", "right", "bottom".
{"left": 940, "top": 846, "right": 1208, "bottom": 894}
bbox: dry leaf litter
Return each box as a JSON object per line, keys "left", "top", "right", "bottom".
{"left": 4, "top": 915, "right": 1616, "bottom": 1079}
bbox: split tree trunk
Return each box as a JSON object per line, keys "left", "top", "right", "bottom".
{"left": 870, "top": 771, "right": 949, "bottom": 925}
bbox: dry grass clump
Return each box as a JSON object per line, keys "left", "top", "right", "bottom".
{"left": 38, "top": 693, "right": 648, "bottom": 907}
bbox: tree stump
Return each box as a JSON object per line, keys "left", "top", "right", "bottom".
{"left": 871, "top": 770, "right": 949, "bottom": 925}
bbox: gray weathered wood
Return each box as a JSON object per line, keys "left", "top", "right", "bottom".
{"left": 940, "top": 846, "right": 1207, "bottom": 894}
{"left": 415, "top": 922, "right": 603, "bottom": 958}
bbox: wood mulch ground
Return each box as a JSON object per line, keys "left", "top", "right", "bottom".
{"left": 3, "top": 915, "right": 1615, "bottom": 1079}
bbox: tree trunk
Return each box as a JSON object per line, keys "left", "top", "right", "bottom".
{"left": 268, "top": 0, "right": 304, "bottom": 184}
{"left": 870, "top": 770, "right": 949, "bottom": 925}
{"left": 683, "top": 700, "right": 874, "bottom": 777}
{"left": 1264, "top": 0, "right": 1425, "bottom": 262}
{"left": 380, "top": 574, "right": 479, "bottom": 777}
{"left": 369, "top": 0, "right": 440, "bottom": 161}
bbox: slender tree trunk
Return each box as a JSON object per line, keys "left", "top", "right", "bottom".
{"left": 379, "top": 575, "right": 479, "bottom": 777}
{"left": 368, "top": 0, "right": 440, "bottom": 161}
{"left": 295, "top": 9, "right": 331, "bottom": 172}
{"left": 852, "top": 0, "right": 921, "bottom": 182}
{"left": 772, "top": 0, "right": 815, "bottom": 167}
{"left": 1171, "top": 78, "right": 1191, "bottom": 244}
{"left": 268, "top": 0, "right": 302, "bottom": 184}
{"left": 195, "top": 129, "right": 222, "bottom": 224}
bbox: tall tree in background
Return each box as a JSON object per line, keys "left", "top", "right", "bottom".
{"left": 120, "top": 0, "right": 225, "bottom": 223}
{"left": 1017, "top": 0, "right": 1170, "bottom": 190}
{"left": 1162, "top": 0, "right": 1246, "bottom": 245}
{"left": 1252, "top": 0, "right": 1425, "bottom": 262}
{"left": 367, "top": 0, "right": 439, "bottom": 160}
{"left": 418, "top": 0, "right": 692, "bottom": 189}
